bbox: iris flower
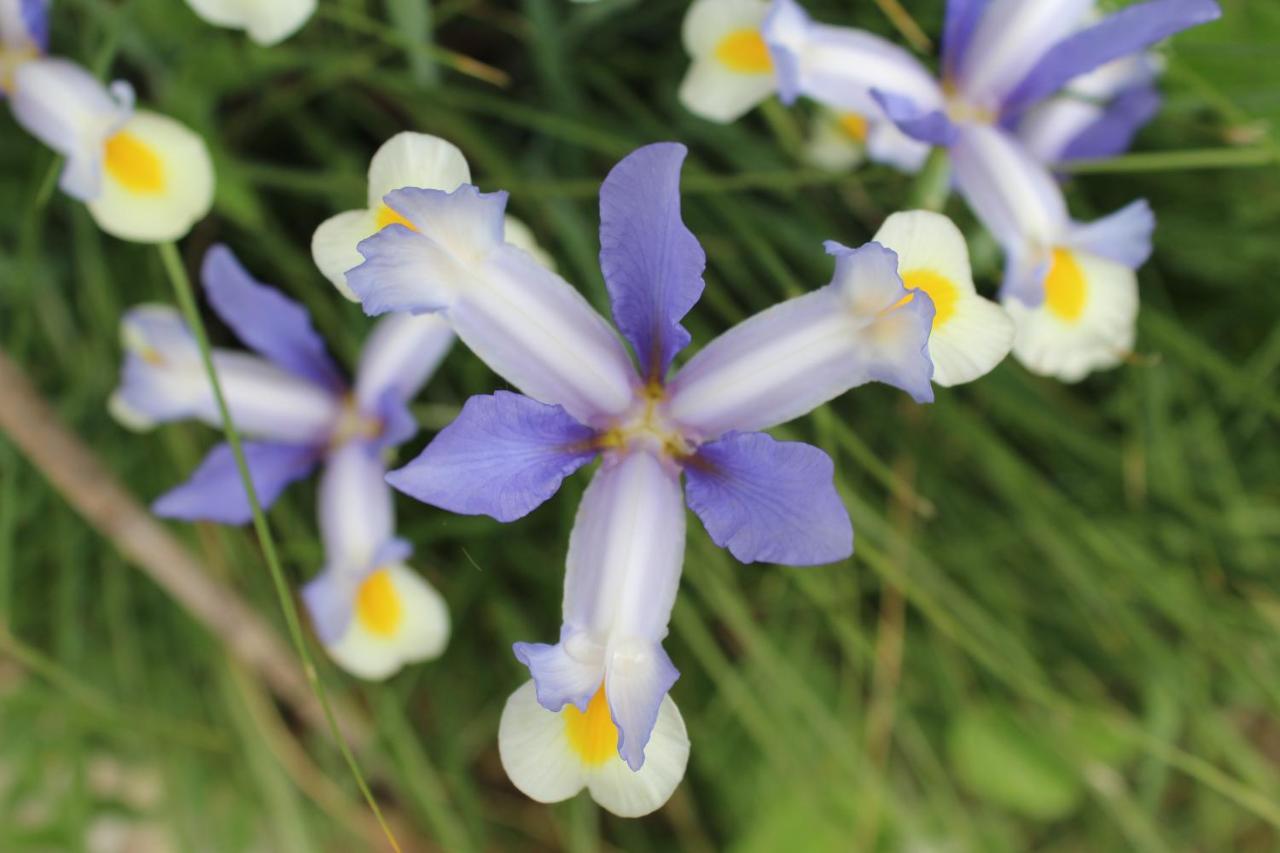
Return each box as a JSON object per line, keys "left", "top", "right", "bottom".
{"left": 0, "top": 0, "right": 45, "bottom": 95}
{"left": 182, "top": 0, "right": 315, "bottom": 46}
{"left": 343, "top": 142, "right": 1016, "bottom": 813}
{"left": 8, "top": 57, "right": 213, "bottom": 242}
{"left": 111, "top": 246, "right": 452, "bottom": 678}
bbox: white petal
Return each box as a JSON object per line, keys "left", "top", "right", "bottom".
{"left": 929, "top": 294, "right": 1014, "bottom": 386}
{"left": 498, "top": 680, "right": 590, "bottom": 804}
{"left": 367, "top": 132, "right": 471, "bottom": 208}
{"left": 1006, "top": 248, "right": 1137, "bottom": 382}
{"left": 318, "top": 442, "right": 393, "bottom": 572}
{"left": 326, "top": 563, "right": 450, "bottom": 680}
{"left": 502, "top": 215, "right": 555, "bottom": 270}
{"left": 312, "top": 209, "right": 377, "bottom": 300}
{"left": 87, "top": 110, "right": 215, "bottom": 244}
{"left": 682, "top": 0, "right": 770, "bottom": 57}
{"left": 957, "top": 0, "right": 1092, "bottom": 108}
{"left": 864, "top": 118, "right": 931, "bottom": 173}
{"left": 586, "top": 693, "right": 689, "bottom": 818}
{"left": 183, "top": 0, "right": 316, "bottom": 46}
{"left": 804, "top": 111, "right": 866, "bottom": 173}
{"left": 354, "top": 312, "right": 455, "bottom": 410}
{"left": 678, "top": 57, "right": 775, "bottom": 124}
{"left": 872, "top": 210, "right": 975, "bottom": 295}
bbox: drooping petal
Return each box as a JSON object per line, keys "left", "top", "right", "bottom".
{"left": 950, "top": 124, "right": 1069, "bottom": 251}
{"left": 387, "top": 391, "right": 598, "bottom": 522}
{"left": 668, "top": 241, "right": 933, "bottom": 438}
{"left": 10, "top": 58, "right": 132, "bottom": 200}
{"left": 685, "top": 431, "right": 851, "bottom": 565}
{"left": 514, "top": 629, "right": 608, "bottom": 714}
{"left": 599, "top": 143, "right": 706, "bottom": 379}
{"left": 299, "top": 568, "right": 358, "bottom": 646}
{"left": 954, "top": 0, "right": 1092, "bottom": 109}
{"left": 498, "top": 681, "right": 592, "bottom": 805}
{"left": 183, "top": 0, "right": 316, "bottom": 46}
{"left": 366, "top": 131, "right": 472, "bottom": 209}
{"left": 586, "top": 691, "right": 689, "bottom": 818}
{"left": 871, "top": 89, "right": 957, "bottom": 148}
{"left": 311, "top": 209, "right": 377, "bottom": 300}
{"left": 323, "top": 563, "right": 450, "bottom": 680}
{"left": 201, "top": 245, "right": 345, "bottom": 391}
{"left": 865, "top": 117, "right": 932, "bottom": 173}
{"left": 605, "top": 641, "right": 680, "bottom": 771}
{"left": 153, "top": 441, "right": 319, "bottom": 524}
{"left": 679, "top": 57, "right": 776, "bottom": 123}
{"left": 354, "top": 312, "right": 454, "bottom": 411}
{"left": 111, "top": 305, "right": 342, "bottom": 442}
{"left": 1067, "top": 200, "right": 1154, "bottom": 270}
{"left": 941, "top": 0, "right": 991, "bottom": 79}
{"left": 763, "top": 0, "right": 944, "bottom": 117}
{"left": 318, "top": 441, "right": 394, "bottom": 573}
{"left": 1003, "top": 0, "right": 1221, "bottom": 116}
{"left": 1058, "top": 85, "right": 1162, "bottom": 162}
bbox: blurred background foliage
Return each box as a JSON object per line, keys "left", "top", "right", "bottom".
{"left": 1, "top": 0, "right": 1279, "bottom": 850}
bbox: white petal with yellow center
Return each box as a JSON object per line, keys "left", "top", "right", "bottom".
{"left": 183, "top": 0, "right": 316, "bottom": 46}
{"left": 804, "top": 110, "right": 867, "bottom": 172}
{"left": 679, "top": 0, "right": 774, "bottom": 123}
{"left": 87, "top": 110, "right": 214, "bottom": 244}
{"left": 498, "top": 680, "right": 689, "bottom": 818}
{"left": 326, "top": 563, "right": 450, "bottom": 680}
{"left": 872, "top": 210, "right": 1014, "bottom": 386}
{"left": 1005, "top": 248, "right": 1138, "bottom": 382}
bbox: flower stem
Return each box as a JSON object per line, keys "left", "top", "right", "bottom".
{"left": 157, "top": 243, "right": 402, "bottom": 853}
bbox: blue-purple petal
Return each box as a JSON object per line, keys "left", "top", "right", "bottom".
{"left": 606, "top": 643, "right": 680, "bottom": 772}
{"left": 1003, "top": 0, "right": 1221, "bottom": 115}
{"left": 872, "top": 90, "right": 958, "bottom": 147}
{"left": 599, "top": 143, "right": 706, "bottom": 380}
{"left": 153, "top": 441, "right": 319, "bottom": 524}
{"left": 942, "top": 0, "right": 990, "bottom": 79}
{"left": 1058, "top": 85, "right": 1162, "bottom": 162}
{"left": 386, "top": 391, "right": 599, "bottom": 522}
{"left": 1069, "top": 200, "right": 1155, "bottom": 270}
{"left": 513, "top": 628, "right": 605, "bottom": 713}
{"left": 20, "top": 0, "right": 49, "bottom": 50}
{"left": 685, "top": 431, "right": 853, "bottom": 566}
{"left": 301, "top": 571, "right": 358, "bottom": 645}
{"left": 201, "top": 246, "right": 345, "bottom": 393}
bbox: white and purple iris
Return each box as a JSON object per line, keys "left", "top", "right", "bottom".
{"left": 111, "top": 246, "right": 452, "bottom": 679}
{"left": 0, "top": 0, "right": 46, "bottom": 95}
{"left": 345, "top": 142, "right": 938, "bottom": 813}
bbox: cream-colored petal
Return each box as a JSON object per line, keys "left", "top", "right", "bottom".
{"left": 929, "top": 293, "right": 1015, "bottom": 386}
{"left": 325, "top": 564, "right": 449, "bottom": 681}
{"left": 502, "top": 215, "right": 555, "bottom": 270}
{"left": 498, "top": 680, "right": 589, "bottom": 804}
{"left": 367, "top": 132, "right": 472, "bottom": 208}
{"left": 585, "top": 693, "right": 689, "bottom": 818}
{"left": 682, "top": 0, "right": 771, "bottom": 57}
{"left": 312, "top": 209, "right": 378, "bottom": 300}
{"left": 86, "top": 110, "right": 214, "bottom": 244}
{"left": 183, "top": 0, "right": 315, "bottom": 46}
{"left": 679, "top": 58, "right": 774, "bottom": 124}
{"left": 804, "top": 111, "right": 866, "bottom": 173}
{"left": 872, "top": 210, "right": 975, "bottom": 295}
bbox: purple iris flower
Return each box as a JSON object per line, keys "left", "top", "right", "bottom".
{"left": 348, "top": 142, "right": 935, "bottom": 770}
{"left": 1, "top": 0, "right": 49, "bottom": 95}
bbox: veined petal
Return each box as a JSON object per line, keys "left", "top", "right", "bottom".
{"left": 153, "top": 441, "right": 318, "bottom": 523}
{"left": 311, "top": 209, "right": 377, "bottom": 300}
{"left": 1058, "top": 85, "right": 1162, "bottom": 162}
{"left": 202, "top": 246, "right": 344, "bottom": 391}
{"left": 668, "top": 241, "right": 932, "bottom": 438}
{"left": 951, "top": 124, "right": 1069, "bottom": 251}
{"left": 1067, "top": 200, "right": 1154, "bottom": 270}
{"left": 955, "top": 0, "right": 1091, "bottom": 108}
{"left": 942, "top": 0, "right": 990, "bottom": 79}
{"left": 1003, "top": 0, "right": 1221, "bottom": 115}
{"left": 1005, "top": 248, "right": 1137, "bottom": 382}
{"left": 387, "top": 391, "right": 598, "bottom": 522}
{"left": 763, "top": 0, "right": 943, "bottom": 116}
{"left": 679, "top": 57, "right": 776, "bottom": 123}
{"left": 354, "top": 312, "right": 454, "bottom": 411}
{"left": 599, "top": 143, "right": 706, "bottom": 379}
{"left": 498, "top": 680, "right": 689, "bottom": 818}
{"left": 366, "top": 131, "right": 472, "bottom": 209}
{"left": 10, "top": 59, "right": 132, "bottom": 200}
{"left": 686, "top": 431, "right": 852, "bottom": 565}
{"left": 323, "top": 563, "right": 450, "bottom": 680}
{"left": 318, "top": 441, "right": 394, "bottom": 574}
{"left": 183, "top": 0, "right": 316, "bottom": 45}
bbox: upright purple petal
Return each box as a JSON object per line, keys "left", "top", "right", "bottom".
{"left": 153, "top": 441, "right": 319, "bottom": 524}
{"left": 942, "top": 0, "right": 990, "bottom": 79}
{"left": 201, "top": 246, "right": 345, "bottom": 393}
{"left": 386, "top": 391, "right": 599, "bottom": 522}
{"left": 599, "top": 143, "right": 706, "bottom": 380}
{"left": 10, "top": 0, "right": 49, "bottom": 51}
{"left": 955, "top": 0, "right": 1090, "bottom": 107}
{"left": 1058, "top": 85, "right": 1162, "bottom": 162}
{"left": 1003, "top": 0, "right": 1221, "bottom": 115}
{"left": 685, "top": 431, "right": 852, "bottom": 566}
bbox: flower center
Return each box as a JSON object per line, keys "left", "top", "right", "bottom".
{"left": 104, "top": 131, "right": 167, "bottom": 195}
{"left": 901, "top": 269, "right": 959, "bottom": 328}
{"left": 330, "top": 395, "right": 384, "bottom": 449}
{"left": 375, "top": 203, "right": 417, "bottom": 231}
{"left": 355, "top": 568, "right": 402, "bottom": 637}
{"left": 563, "top": 685, "right": 617, "bottom": 767}
{"left": 942, "top": 81, "right": 997, "bottom": 126}
{"left": 1044, "top": 248, "right": 1087, "bottom": 322}
{"left": 598, "top": 382, "right": 692, "bottom": 459}
{"left": 715, "top": 29, "right": 773, "bottom": 74}
{"left": 837, "top": 113, "right": 869, "bottom": 142}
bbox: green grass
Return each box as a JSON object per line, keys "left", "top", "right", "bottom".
{"left": 2, "top": 0, "right": 1279, "bottom": 850}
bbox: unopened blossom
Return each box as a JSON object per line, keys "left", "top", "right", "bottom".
{"left": 183, "top": 0, "right": 315, "bottom": 46}
{"left": 341, "top": 142, "right": 996, "bottom": 814}
{"left": 313, "top": 132, "right": 551, "bottom": 302}
{"left": 112, "top": 246, "right": 452, "bottom": 678}
{"left": 0, "top": 0, "right": 45, "bottom": 95}
{"left": 8, "top": 58, "right": 213, "bottom": 242}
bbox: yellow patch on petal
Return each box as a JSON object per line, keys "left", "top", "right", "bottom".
{"left": 104, "top": 132, "right": 166, "bottom": 195}
{"left": 902, "top": 269, "right": 959, "bottom": 328}
{"left": 355, "top": 568, "right": 402, "bottom": 637}
{"left": 715, "top": 29, "right": 772, "bottom": 74}
{"left": 837, "top": 113, "right": 869, "bottom": 142}
{"left": 1044, "top": 248, "right": 1087, "bottom": 323}
{"left": 375, "top": 203, "right": 417, "bottom": 232}
{"left": 563, "top": 685, "right": 617, "bottom": 767}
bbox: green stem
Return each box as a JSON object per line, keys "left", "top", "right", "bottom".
{"left": 157, "top": 243, "right": 402, "bottom": 853}
{"left": 1063, "top": 147, "right": 1277, "bottom": 174}
{"left": 908, "top": 147, "right": 952, "bottom": 212}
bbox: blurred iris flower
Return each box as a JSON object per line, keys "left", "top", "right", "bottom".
{"left": 182, "top": 0, "right": 316, "bottom": 46}
{"left": 343, "top": 141, "right": 1013, "bottom": 813}
{"left": 111, "top": 247, "right": 452, "bottom": 678}
{"left": 8, "top": 57, "right": 213, "bottom": 242}
{"left": 0, "top": 0, "right": 46, "bottom": 95}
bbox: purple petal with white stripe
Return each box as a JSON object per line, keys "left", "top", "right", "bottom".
{"left": 201, "top": 246, "right": 345, "bottom": 392}
{"left": 1059, "top": 85, "right": 1162, "bottom": 162}
{"left": 685, "top": 431, "right": 852, "bottom": 566}
{"left": 386, "top": 391, "right": 599, "bottom": 522}
{"left": 153, "top": 441, "right": 319, "bottom": 524}
{"left": 599, "top": 143, "right": 705, "bottom": 379}
{"left": 942, "top": 0, "right": 990, "bottom": 78}
{"left": 1003, "top": 0, "right": 1221, "bottom": 115}
{"left": 354, "top": 312, "right": 455, "bottom": 411}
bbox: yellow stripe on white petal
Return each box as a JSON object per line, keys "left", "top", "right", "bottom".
{"left": 326, "top": 563, "right": 449, "bottom": 681}
{"left": 499, "top": 680, "right": 689, "bottom": 818}
{"left": 86, "top": 111, "right": 214, "bottom": 244}
{"left": 183, "top": 0, "right": 316, "bottom": 46}
{"left": 873, "top": 211, "right": 1013, "bottom": 386}
{"left": 1006, "top": 248, "right": 1138, "bottom": 383}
